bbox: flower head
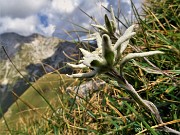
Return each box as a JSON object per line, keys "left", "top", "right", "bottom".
{"left": 66, "top": 6, "right": 163, "bottom": 79}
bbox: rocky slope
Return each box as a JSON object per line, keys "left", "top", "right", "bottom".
{"left": 0, "top": 33, "right": 80, "bottom": 115}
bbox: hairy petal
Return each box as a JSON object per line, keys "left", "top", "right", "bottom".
{"left": 124, "top": 24, "right": 136, "bottom": 35}
{"left": 67, "top": 63, "right": 87, "bottom": 68}
{"left": 82, "top": 37, "right": 96, "bottom": 41}
{"left": 120, "top": 40, "right": 129, "bottom": 54}
{"left": 115, "top": 25, "right": 136, "bottom": 57}
{"left": 110, "top": 5, "right": 117, "bottom": 28}
{"left": 66, "top": 70, "right": 97, "bottom": 78}
{"left": 95, "top": 32, "right": 102, "bottom": 48}
{"left": 114, "top": 32, "right": 136, "bottom": 50}
{"left": 120, "top": 51, "right": 164, "bottom": 75}
{"left": 79, "top": 48, "right": 93, "bottom": 57}
{"left": 91, "top": 24, "right": 108, "bottom": 33}
{"left": 110, "top": 20, "right": 116, "bottom": 33}
{"left": 115, "top": 39, "right": 130, "bottom": 65}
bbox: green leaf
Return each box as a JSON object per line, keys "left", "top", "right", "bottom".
{"left": 90, "top": 59, "right": 103, "bottom": 67}
{"left": 105, "top": 14, "right": 114, "bottom": 34}
{"left": 102, "top": 34, "right": 115, "bottom": 66}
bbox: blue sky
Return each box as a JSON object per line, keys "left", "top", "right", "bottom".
{"left": 0, "top": 0, "right": 143, "bottom": 39}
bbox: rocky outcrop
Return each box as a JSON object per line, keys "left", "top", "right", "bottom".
{"left": 0, "top": 33, "right": 81, "bottom": 115}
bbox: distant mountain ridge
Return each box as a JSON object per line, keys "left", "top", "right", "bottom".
{"left": 0, "top": 32, "right": 80, "bottom": 115}
{"left": 0, "top": 33, "right": 56, "bottom": 60}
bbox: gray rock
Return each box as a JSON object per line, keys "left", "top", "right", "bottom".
{"left": 66, "top": 80, "right": 106, "bottom": 97}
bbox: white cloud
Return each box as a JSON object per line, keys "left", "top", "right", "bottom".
{"left": 0, "top": 0, "right": 53, "bottom": 36}
{"left": 0, "top": 0, "right": 143, "bottom": 38}
{"left": 0, "top": 16, "right": 38, "bottom": 36}
{"left": 51, "top": 0, "right": 80, "bottom": 13}
{"left": 0, "top": 0, "right": 49, "bottom": 18}
{"left": 38, "top": 24, "right": 55, "bottom": 37}
{"left": 0, "top": 16, "right": 56, "bottom": 36}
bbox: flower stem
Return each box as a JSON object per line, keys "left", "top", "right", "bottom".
{"left": 107, "top": 69, "right": 180, "bottom": 134}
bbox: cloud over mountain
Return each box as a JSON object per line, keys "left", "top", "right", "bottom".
{"left": 0, "top": 0, "right": 142, "bottom": 38}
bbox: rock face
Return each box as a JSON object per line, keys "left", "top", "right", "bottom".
{"left": 0, "top": 33, "right": 80, "bottom": 115}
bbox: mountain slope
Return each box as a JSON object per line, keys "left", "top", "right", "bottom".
{"left": 0, "top": 33, "right": 80, "bottom": 115}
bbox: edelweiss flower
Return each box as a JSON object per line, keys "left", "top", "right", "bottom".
{"left": 66, "top": 6, "right": 163, "bottom": 79}
{"left": 66, "top": 24, "right": 163, "bottom": 78}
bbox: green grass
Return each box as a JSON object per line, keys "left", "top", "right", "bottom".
{"left": 0, "top": 0, "right": 180, "bottom": 134}
{"left": 0, "top": 73, "right": 78, "bottom": 134}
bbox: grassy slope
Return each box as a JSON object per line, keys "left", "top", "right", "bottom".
{"left": 0, "top": 73, "right": 78, "bottom": 134}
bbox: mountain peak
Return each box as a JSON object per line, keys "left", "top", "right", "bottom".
{"left": 0, "top": 32, "right": 46, "bottom": 39}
